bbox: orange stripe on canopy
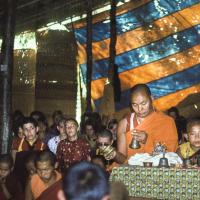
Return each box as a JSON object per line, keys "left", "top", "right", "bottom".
{"left": 78, "top": 2, "right": 200, "bottom": 64}
{"left": 119, "top": 45, "right": 200, "bottom": 90}
{"left": 115, "top": 84, "right": 200, "bottom": 118}
{"left": 91, "top": 78, "right": 107, "bottom": 100}
{"left": 91, "top": 44, "right": 200, "bottom": 100}
{"left": 153, "top": 83, "right": 200, "bottom": 111}
{"left": 72, "top": 0, "right": 151, "bottom": 29}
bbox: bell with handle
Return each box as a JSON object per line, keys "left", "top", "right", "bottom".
{"left": 129, "top": 136, "right": 141, "bottom": 149}
{"left": 158, "top": 153, "right": 169, "bottom": 168}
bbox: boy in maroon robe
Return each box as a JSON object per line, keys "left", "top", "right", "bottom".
{"left": 0, "top": 154, "right": 23, "bottom": 200}
{"left": 11, "top": 117, "right": 46, "bottom": 189}
{"left": 25, "top": 150, "right": 63, "bottom": 200}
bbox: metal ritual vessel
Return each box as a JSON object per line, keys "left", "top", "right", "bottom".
{"left": 183, "top": 158, "right": 192, "bottom": 167}
{"left": 197, "top": 156, "right": 200, "bottom": 166}
{"left": 129, "top": 137, "right": 141, "bottom": 149}
{"left": 158, "top": 153, "right": 169, "bottom": 168}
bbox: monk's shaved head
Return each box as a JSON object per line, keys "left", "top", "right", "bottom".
{"left": 35, "top": 150, "right": 56, "bottom": 167}
{"left": 130, "top": 84, "right": 153, "bottom": 118}
{"left": 130, "top": 84, "right": 151, "bottom": 97}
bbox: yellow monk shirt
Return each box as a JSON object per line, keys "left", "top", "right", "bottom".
{"left": 179, "top": 142, "right": 196, "bottom": 159}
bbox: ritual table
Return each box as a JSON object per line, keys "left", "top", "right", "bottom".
{"left": 110, "top": 165, "right": 200, "bottom": 200}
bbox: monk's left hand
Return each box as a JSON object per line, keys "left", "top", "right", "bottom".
{"left": 132, "top": 129, "right": 148, "bottom": 144}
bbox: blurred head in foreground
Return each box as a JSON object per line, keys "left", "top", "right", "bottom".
{"left": 58, "top": 161, "right": 109, "bottom": 200}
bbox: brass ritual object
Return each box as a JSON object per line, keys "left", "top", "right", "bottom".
{"left": 129, "top": 136, "right": 141, "bottom": 149}
{"left": 197, "top": 156, "right": 200, "bottom": 166}
{"left": 99, "top": 145, "right": 115, "bottom": 157}
{"left": 158, "top": 153, "right": 169, "bottom": 168}
{"left": 143, "top": 162, "right": 153, "bottom": 167}
{"left": 182, "top": 158, "right": 192, "bottom": 168}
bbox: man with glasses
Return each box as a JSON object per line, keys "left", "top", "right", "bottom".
{"left": 96, "top": 129, "right": 116, "bottom": 171}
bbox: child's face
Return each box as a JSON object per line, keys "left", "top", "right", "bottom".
{"left": 189, "top": 124, "right": 200, "bottom": 149}
{"left": 23, "top": 123, "right": 38, "bottom": 142}
{"left": 57, "top": 122, "right": 66, "bottom": 135}
{"left": 38, "top": 121, "right": 47, "bottom": 133}
{"left": 65, "top": 121, "right": 78, "bottom": 138}
{"left": 25, "top": 161, "right": 36, "bottom": 176}
{"left": 36, "top": 161, "right": 55, "bottom": 183}
{"left": 85, "top": 125, "right": 95, "bottom": 138}
{"left": 108, "top": 124, "right": 118, "bottom": 136}
{"left": 0, "top": 162, "right": 11, "bottom": 180}
{"left": 18, "top": 127, "right": 24, "bottom": 138}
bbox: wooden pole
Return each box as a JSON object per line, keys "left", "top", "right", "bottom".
{"left": 99, "top": 0, "right": 117, "bottom": 119}
{"left": 108, "top": 0, "right": 117, "bottom": 81}
{"left": 0, "top": 0, "right": 16, "bottom": 153}
{"left": 86, "top": 0, "right": 93, "bottom": 112}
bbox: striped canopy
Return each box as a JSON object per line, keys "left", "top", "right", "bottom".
{"left": 73, "top": 0, "right": 200, "bottom": 113}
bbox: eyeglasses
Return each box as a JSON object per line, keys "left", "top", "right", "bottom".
{"left": 97, "top": 142, "right": 110, "bottom": 147}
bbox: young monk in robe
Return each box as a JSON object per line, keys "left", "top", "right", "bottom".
{"left": 25, "top": 152, "right": 37, "bottom": 180}
{"left": 108, "top": 84, "right": 178, "bottom": 164}
{"left": 25, "top": 150, "right": 63, "bottom": 200}
{"left": 0, "top": 154, "right": 23, "bottom": 200}
{"left": 11, "top": 117, "right": 46, "bottom": 189}
{"left": 177, "top": 118, "right": 200, "bottom": 163}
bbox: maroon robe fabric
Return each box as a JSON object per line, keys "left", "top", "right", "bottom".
{"left": 36, "top": 179, "right": 63, "bottom": 200}
{"left": 12, "top": 138, "right": 46, "bottom": 189}
{"left": 0, "top": 173, "right": 24, "bottom": 200}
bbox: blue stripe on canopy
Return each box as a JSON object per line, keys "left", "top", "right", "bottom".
{"left": 80, "top": 24, "right": 200, "bottom": 82}
{"left": 75, "top": 0, "right": 200, "bottom": 44}
{"left": 114, "top": 63, "right": 200, "bottom": 110}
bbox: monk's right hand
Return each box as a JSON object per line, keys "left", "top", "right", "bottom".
{"left": 132, "top": 129, "right": 148, "bottom": 144}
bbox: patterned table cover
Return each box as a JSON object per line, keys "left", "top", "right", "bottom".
{"left": 110, "top": 165, "right": 200, "bottom": 200}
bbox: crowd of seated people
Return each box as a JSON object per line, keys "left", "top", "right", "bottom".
{"left": 1, "top": 108, "right": 121, "bottom": 199}
{"left": 1, "top": 84, "right": 200, "bottom": 200}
